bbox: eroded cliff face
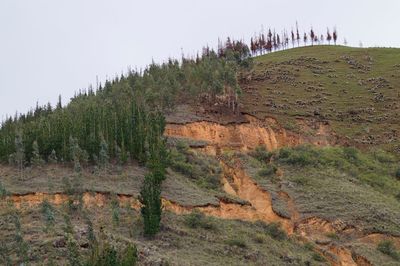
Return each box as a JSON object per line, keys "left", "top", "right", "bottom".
{"left": 220, "top": 161, "right": 293, "bottom": 233}
{"left": 165, "top": 115, "right": 333, "bottom": 152}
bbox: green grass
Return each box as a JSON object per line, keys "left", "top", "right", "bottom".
{"left": 241, "top": 45, "right": 400, "bottom": 153}
{"left": 267, "top": 145, "right": 400, "bottom": 235}
{"left": 377, "top": 240, "right": 400, "bottom": 261}
{"left": 0, "top": 200, "right": 326, "bottom": 265}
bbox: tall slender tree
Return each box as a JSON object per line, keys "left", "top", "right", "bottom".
{"left": 333, "top": 28, "right": 338, "bottom": 45}
{"left": 310, "top": 28, "right": 315, "bottom": 46}
{"left": 291, "top": 29, "right": 295, "bottom": 48}
{"left": 326, "top": 28, "right": 332, "bottom": 45}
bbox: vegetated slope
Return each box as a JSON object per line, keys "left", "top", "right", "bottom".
{"left": 168, "top": 46, "right": 400, "bottom": 149}
{"left": 240, "top": 45, "right": 400, "bottom": 152}
{"left": 1, "top": 45, "right": 400, "bottom": 265}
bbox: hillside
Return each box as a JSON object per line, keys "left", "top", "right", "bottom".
{"left": 1, "top": 46, "right": 400, "bottom": 266}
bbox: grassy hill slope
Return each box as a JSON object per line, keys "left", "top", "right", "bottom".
{"left": 240, "top": 46, "right": 400, "bottom": 152}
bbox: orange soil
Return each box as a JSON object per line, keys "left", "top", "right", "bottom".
{"left": 165, "top": 115, "right": 333, "bottom": 152}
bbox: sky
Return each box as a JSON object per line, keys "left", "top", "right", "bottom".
{"left": 1, "top": 0, "right": 399, "bottom": 119}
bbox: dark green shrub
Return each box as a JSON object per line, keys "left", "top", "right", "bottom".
{"left": 395, "top": 193, "right": 400, "bottom": 202}
{"left": 257, "top": 164, "right": 277, "bottom": 177}
{"left": 343, "top": 147, "right": 359, "bottom": 163}
{"left": 12, "top": 212, "right": 29, "bottom": 263}
{"left": 171, "top": 160, "right": 194, "bottom": 177}
{"left": 184, "top": 211, "right": 215, "bottom": 230}
{"left": 66, "top": 234, "right": 81, "bottom": 266}
{"left": 100, "top": 245, "right": 118, "bottom": 266}
{"left": 250, "top": 146, "right": 273, "bottom": 162}
{"left": 121, "top": 244, "right": 138, "bottom": 266}
{"left": 265, "top": 222, "right": 286, "bottom": 240}
{"left": 303, "top": 242, "right": 314, "bottom": 251}
{"left": 40, "top": 200, "right": 55, "bottom": 228}
{"left": 377, "top": 240, "right": 400, "bottom": 260}
{"left": 139, "top": 174, "right": 162, "bottom": 236}
{"left": 0, "top": 181, "right": 7, "bottom": 198}
{"left": 86, "top": 243, "right": 137, "bottom": 266}
{"left": 277, "top": 146, "right": 315, "bottom": 166}
{"left": 395, "top": 167, "right": 400, "bottom": 180}
{"left": 312, "top": 252, "right": 326, "bottom": 262}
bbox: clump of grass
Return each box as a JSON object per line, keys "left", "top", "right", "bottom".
{"left": 225, "top": 237, "right": 247, "bottom": 248}
{"left": 253, "top": 234, "right": 265, "bottom": 243}
{"left": 377, "top": 240, "right": 400, "bottom": 260}
{"left": 325, "top": 232, "right": 339, "bottom": 240}
{"left": 184, "top": 211, "right": 215, "bottom": 230}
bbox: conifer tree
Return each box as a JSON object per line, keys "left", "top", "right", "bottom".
{"left": 310, "top": 28, "right": 315, "bottom": 46}
{"left": 32, "top": 140, "right": 44, "bottom": 166}
{"left": 99, "top": 136, "right": 109, "bottom": 172}
{"left": 333, "top": 28, "right": 338, "bottom": 45}
{"left": 69, "top": 137, "right": 82, "bottom": 173}
{"left": 327, "top": 28, "right": 332, "bottom": 45}
{"left": 139, "top": 173, "right": 162, "bottom": 236}
{"left": 14, "top": 131, "right": 25, "bottom": 179}
{"left": 139, "top": 111, "right": 168, "bottom": 236}
{"left": 291, "top": 29, "right": 295, "bottom": 48}
{"left": 48, "top": 149, "right": 58, "bottom": 164}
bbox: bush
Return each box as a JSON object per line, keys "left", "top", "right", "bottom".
{"left": 66, "top": 234, "right": 81, "bottom": 266}
{"left": 0, "top": 181, "right": 7, "bottom": 198}
{"left": 343, "top": 147, "right": 359, "bottom": 163}
{"left": 257, "top": 164, "right": 277, "bottom": 177}
{"left": 265, "top": 222, "right": 286, "bottom": 240}
{"left": 396, "top": 168, "right": 400, "bottom": 180}
{"left": 303, "top": 242, "right": 314, "bottom": 251}
{"left": 86, "top": 243, "right": 138, "bottom": 266}
{"left": 250, "top": 146, "right": 273, "bottom": 162}
{"left": 373, "top": 149, "right": 396, "bottom": 163}
{"left": 171, "top": 160, "right": 194, "bottom": 177}
{"left": 40, "top": 200, "right": 55, "bottom": 228}
{"left": 395, "top": 193, "right": 400, "bottom": 202}
{"left": 277, "top": 146, "right": 315, "bottom": 166}
{"left": 225, "top": 237, "right": 247, "bottom": 248}
{"left": 377, "top": 240, "right": 400, "bottom": 260}
{"left": 121, "top": 244, "right": 138, "bottom": 266}
{"left": 253, "top": 234, "right": 265, "bottom": 243}
{"left": 312, "top": 252, "right": 326, "bottom": 262}
{"left": 184, "top": 211, "right": 215, "bottom": 230}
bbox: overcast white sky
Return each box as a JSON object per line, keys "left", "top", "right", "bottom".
{"left": 1, "top": 0, "right": 399, "bottom": 119}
